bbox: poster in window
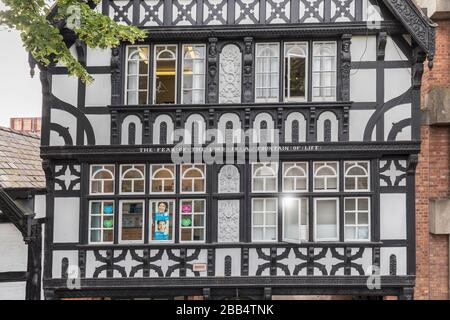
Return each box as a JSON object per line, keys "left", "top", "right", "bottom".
{"left": 151, "top": 200, "right": 174, "bottom": 241}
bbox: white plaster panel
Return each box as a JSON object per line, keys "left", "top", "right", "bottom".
{"left": 351, "top": 248, "right": 372, "bottom": 276}
{"left": 53, "top": 197, "right": 80, "bottom": 243}
{"left": 0, "top": 282, "right": 26, "bottom": 300}
{"left": 151, "top": 250, "right": 179, "bottom": 277}
{"left": 50, "top": 109, "right": 77, "bottom": 146}
{"left": 115, "top": 252, "right": 141, "bottom": 278}
{"left": 249, "top": 248, "right": 270, "bottom": 276}
{"left": 52, "top": 250, "right": 79, "bottom": 279}
{"left": 86, "top": 250, "right": 105, "bottom": 278}
{"left": 362, "top": 0, "right": 383, "bottom": 21}
{"left": 349, "top": 110, "right": 375, "bottom": 141}
{"left": 351, "top": 36, "right": 376, "bottom": 62}
{"left": 34, "top": 195, "right": 46, "bottom": 219}
{"left": 87, "top": 114, "right": 111, "bottom": 146}
{"left": 56, "top": 45, "right": 78, "bottom": 67}
{"left": 186, "top": 249, "right": 208, "bottom": 277}
{"left": 0, "top": 224, "right": 27, "bottom": 272}
{"left": 385, "top": 36, "right": 408, "bottom": 61}
{"left": 87, "top": 47, "right": 111, "bottom": 66}
{"left": 85, "top": 74, "right": 111, "bottom": 106}
{"left": 215, "top": 249, "right": 241, "bottom": 277}
{"left": 51, "top": 75, "right": 78, "bottom": 106}
{"left": 350, "top": 69, "right": 377, "bottom": 102}
{"left": 380, "top": 193, "right": 407, "bottom": 240}
{"left": 384, "top": 68, "right": 411, "bottom": 102}
{"left": 380, "top": 247, "right": 407, "bottom": 276}
{"left": 384, "top": 103, "right": 411, "bottom": 141}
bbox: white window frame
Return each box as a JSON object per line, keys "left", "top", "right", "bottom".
{"left": 150, "top": 164, "right": 176, "bottom": 195}
{"left": 283, "top": 42, "right": 309, "bottom": 102}
{"left": 153, "top": 44, "right": 178, "bottom": 104}
{"left": 251, "top": 198, "right": 278, "bottom": 242}
{"left": 255, "top": 43, "right": 280, "bottom": 103}
{"left": 344, "top": 161, "right": 371, "bottom": 192}
{"left": 119, "top": 164, "right": 146, "bottom": 195}
{"left": 118, "top": 200, "right": 145, "bottom": 244}
{"left": 312, "top": 41, "right": 337, "bottom": 102}
{"left": 252, "top": 162, "right": 278, "bottom": 193}
{"left": 89, "top": 164, "right": 115, "bottom": 195}
{"left": 180, "top": 164, "right": 206, "bottom": 194}
{"left": 125, "top": 45, "right": 150, "bottom": 105}
{"left": 282, "top": 162, "right": 309, "bottom": 192}
{"left": 149, "top": 199, "right": 175, "bottom": 243}
{"left": 282, "top": 197, "right": 309, "bottom": 243}
{"left": 314, "top": 197, "right": 339, "bottom": 242}
{"left": 181, "top": 44, "right": 206, "bottom": 104}
{"left": 313, "top": 161, "right": 339, "bottom": 192}
{"left": 344, "top": 197, "right": 371, "bottom": 242}
{"left": 89, "top": 200, "right": 115, "bottom": 244}
{"left": 179, "top": 199, "right": 206, "bottom": 243}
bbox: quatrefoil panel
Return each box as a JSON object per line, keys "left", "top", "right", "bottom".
{"left": 266, "top": 0, "right": 291, "bottom": 24}
{"left": 139, "top": 0, "right": 164, "bottom": 26}
{"left": 299, "top": 0, "right": 325, "bottom": 23}
{"left": 109, "top": 0, "right": 133, "bottom": 25}
{"left": 330, "top": 0, "right": 356, "bottom": 22}
{"left": 204, "top": 0, "right": 228, "bottom": 25}
{"left": 173, "top": 0, "right": 197, "bottom": 26}
{"left": 235, "top": 0, "right": 260, "bottom": 24}
{"left": 379, "top": 159, "right": 407, "bottom": 187}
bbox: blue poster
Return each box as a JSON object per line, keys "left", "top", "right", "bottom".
{"left": 154, "top": 202, "right": 170, "bottom": 240}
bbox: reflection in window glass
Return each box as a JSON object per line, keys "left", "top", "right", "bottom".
{"left": 252, "top": 198, "right": 278, "bottom": 241}
{"left": 312, "top": 42, "right": 337, "bottom": 101}
{"left": 181, "top": 164, "right": 206, "bottom": 193}
{"left": 89, "top": 200, "right": 114, "bottom": 243}
{"left": 180, "top": 199, "right": 206, "bottom": 242}
{"left": 120, "top": 164, "right": 145, "bottom": 194}
{"left": 126, "top": 46, "right": 149, "bottom": 105}
{"left": 313, "top": 162, "right": 339, "bottom": 191}
{"left": 315, "top": 198, "right": 339, "bottom": 241}
{"left": 151, "top": 164, "right": 175, "bottom": 194}
{"left": 120, "top": 201, "right": 144, "bottom": 243}
{"left": 344, "top": 197, "right": 370, "bottom": 241}
{"left": 283, "top": 162, "right": 308, "bottom": 192}
{"left": 154, "top": 45, "right": 177, "bottom": 104}
{"left": 283, "top": 198, "right": 308, "bottom": 243}
{"left": 90, "top": 165, "right": 115, "bottom": 194}
{"left": 252, "top": 163, "right": 278, "bottom": 192}
{"left": 182, "top": 44, "right": 206, "bottom": 104}
{"left": 255, "top": 43, "right": 280, "bottom": 102}
{"left": 284, "top": 42, "right": 308, "bottom": 101}
{"left": 344, "top": 161, "right": 370, "bottom": 191}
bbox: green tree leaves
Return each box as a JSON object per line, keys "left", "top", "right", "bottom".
{"left": 0, "top": 0, "right": 146, "bottom": 83}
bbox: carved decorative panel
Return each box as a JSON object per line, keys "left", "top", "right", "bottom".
{"left": 204, "top": 0, "right": 228, "bottom": 25}
{"left": 173, "top": 0, "right": 197, "bottom": 25}
{"left": 266, "top": 0, "right": 290, "bottom": 24}
{"left": 235, "top": 0, "right": 260, "bottom": 24}
{"left": 219, "top": 44, "right": 242, "bottom": 104}
{"left": 331, "top": 0, "right": 356, "bottom": 22}
{"left": 110, "top": 0, "right": 133, "bottom": 24}
{"left": 54, "top": 165, "right": 81, "bottom": 191}
{"left": 218, "top": 200, "right": 240, "bottom": 243}
{"left": 139, "top": 0, "right": 164, "bottom": 26}
{"left": 218, "top": 165, "right": 240, "bottom": 193}
{"left": 379, "top": 159, "right": 407, "bottom": 187}
{"left": 299, "top": 0, "right": 325, "bottom": 23}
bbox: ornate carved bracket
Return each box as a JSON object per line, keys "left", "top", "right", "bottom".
{"left": 412, "top": 46, "right": 426, "bottom": 90}
{"left": 207, "top": 38, "right": 219, "bottom": 104}
{"left": 111, "top": 110, "right": 119, "bottom": 145}
{"left": 111, "top": 47, "right": 122, "bottom": 105}
{"left": 377, "top": 32, "right": 387, "bottom": 61}
{"left": 341, "top": 34, "right": 352, "bottom": 101}
{"left": 407, "top": 154, "right": 419, "bottom": 175}
{"left": 243, "top": 37, "right": 254, "bottom": 103}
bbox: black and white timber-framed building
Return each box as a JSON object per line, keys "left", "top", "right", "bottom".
{"left": 37, "top": 0, "right": 436, "bottom": 300}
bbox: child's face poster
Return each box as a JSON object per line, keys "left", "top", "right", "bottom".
{"left": 152, "top": 201, "right": 173, "bottom": 241}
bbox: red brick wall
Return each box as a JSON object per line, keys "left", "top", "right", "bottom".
{"left": 415, "top": 19, "right": 450, "bottom": 300}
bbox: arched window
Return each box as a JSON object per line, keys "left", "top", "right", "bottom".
{"left": 150, "top": 164, "right": 175, "bottom": 194}
{"left": 128, "top": 123, "right": 136, "bottom": 145}
{"left": 284, "top": 42, "right": 308, "bottom": 101}
{"left": 154, "top": 45, "right": 177, "bottom": 104}
{"left": 126, "top": 45, "right": 149, "bottom": 105}
{"left": 160, "top": 122, "right": 168, "bottom": 144}
{"left": 181, "top": 164, "right": 206, "bottom": 193}
{"left": 283, "top": 162, "right": 308, "bottom": 192}
{"left": 253, "top": 113, "right": 274, "bottom": 143}
{"left": 344, "top": 161, "right": 370, "bottom": 191}
{"left": 120, "top": 164, "right": 145, "bottom": 194}
{"left": 285, "top": 112, "right": 306, "bottom": 143}
{"left": 317, "top": 111, "right": 338, "bottom": 142}
{"left": 90, "top": 165, "right": 115, "bottom": 194}
{"left": 191, "top": 122, "right": 200, "bottom": 145}
{"left": 252, "top": 163, "right": 278, "bottom": 192}
{"left": 185, "top": 114, "right": 206, "bottom": 144}
{"left": 313, "top": 161, "right": 339, "bottom": 191}
{"left": 218, "top": 113, "right": 242, "bottom": 144}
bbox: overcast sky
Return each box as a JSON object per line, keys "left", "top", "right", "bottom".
{"left": 0, "top": 3, "right": 43, "bottom": 127}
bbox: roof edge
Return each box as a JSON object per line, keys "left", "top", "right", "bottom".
{"left": 383, "top": 0, "right": 436, "bottom": 65}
